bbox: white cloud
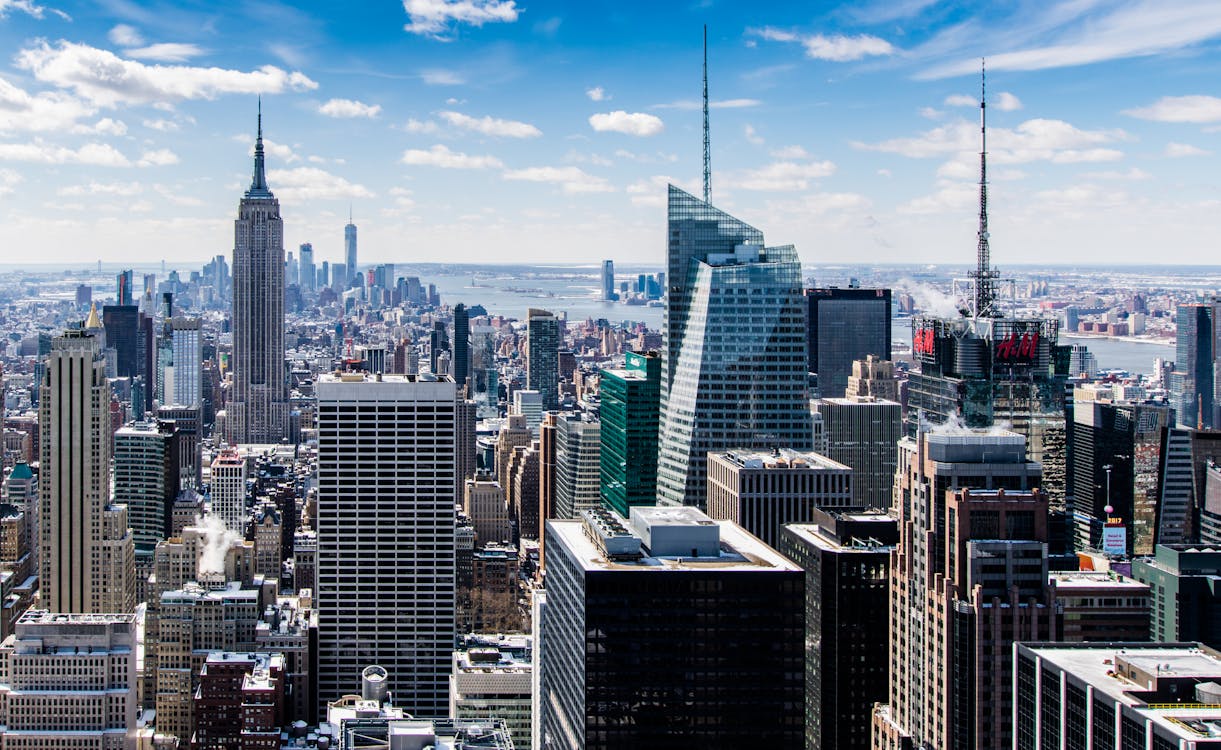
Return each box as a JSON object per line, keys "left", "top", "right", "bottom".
{"left": 744, "top": 124, "right": 764, "bottom": 145}
{"left": 267, "top": 167, "right": 374, "bottom": 201}
{"left": 137, "top": 148, "right": 179, "bottom": 167}
{"left": 586, "top": 86, "right": 608, "bottom": 101}
{"left": 153, "top": 184, "right": 204, "bottom": 206}
{"left": 401, "top": 144, "right": 503, "bottom": 169}
{"left": 59, "top": 181, "right": 142, "bottom": 197}
{"left": 589, "top": 111, "right": 664, "bottom": 137}
{"left": 748, "top": 27, "right": 895, "bottom": 61}
{"left": 1081, "top": 167, "right": 1153, "bottom": 180}
{"left": 248, "top": 138, "right": 300, "bottom": 163}
{"left": 123, "top": 43, "right": 207, "bottom": 62}
{"left": 0, "top": 140, "right": 133, "bottom": 166}
{"left": 771, "top": 145, "right": 809, "bottom": 159}
{"left": 0, "top": 77, "right": 97, "bottom": 134}
{"left": 613, "top": 149, "right": 678, "bottom": 164}
{"left": 421, "top": 69, "right": 466, "bottom": 85}
{"left": 0, "top": 0, "right": 63, "bottom": 19}
{"left": 143, "top": 118, "right": 180, "bottom": 132}
{"left": 855, "top": 117, "right": 1127, "bottom": 164}
{"left": 76, "top": 117, "right": 127, "bottom": 136}
{"left": 1165, "top": 142, "right": 1212, "bottom": 157}
{"left": 944, "top": 94, "right": 977, "bottom": 107}
{"left": 0, "top": 168, "right": 21, "bottom": 197}
{"left": 899, "top": 184, "right": 977, "bottom": 215}
{"left": 502, "top": 165, "right": 613, "bottom": 193}
{"left": 402, "top": 118, "right": 441, "bottom": 134}
{"left": 108, "top": 24, "right": 143, "bottom": 47}
{"left": 1126, "top": 95, "right": 1221, "bottom": 123}
{"left": 439, "top": 110, "right": 541, "bottom": 137}
{"left": 16, "top": 40, "right": 317, "bottom": 108}
{"left": 402, "top": 0, "right": 520, "bottom": 38}
{"left": 318, "top": 98, "right": 382, "bottom": 118}
{"left": 728, "top": 159, "right": 836, "bottom": 191}
{"left": 920, "top": 107, "right": 943, "bottom": 120}
{"left": 995, "top": 92, "right": 1023, "bottom": 111}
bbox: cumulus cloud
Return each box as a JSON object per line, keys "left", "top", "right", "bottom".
{"left": 401, "top": 144, "right": 503, "bottom": 169}
{"left": 502, "top": 165, "right": 613, "bottom": 193}
{"left": 143, "top": 118, "right": 180, "bottom": 132}
{"left": 770, "top": 145, "right": 809, "bottom": 159}
{"left": 16, "top": 40, "right": 317, "bottom": 108}
{"left": 137, "top": 148, "right": 179, "bottom": 167}
{"left": 246, "top": 138, "right": 300, "bottom": 163}
{"left": 855, "top": 117, "right": 1127, "bottom": 164}
{"left": 944, "top": 94, "right": 977, "bottom": 108}
{"left": 586, "top": 86, "right": 608, "bottom": 101}
{"left": 108, "top": 24, "right": 143, "bottom": 47}
{"left": 439, "top": 110, "right": 541, "bottom": 137}
{"left": 268, "top": 167, "right": 374, "bottom": 201}
{"left": 0, "top": 140, "right": 133, "bottom": 166}
{"left": 58, "top": 181, "right": 142, "bottom": 197}
{"left": 589, "top": 111, "right": 664, "bottom": 137}
{"left": 748, "top": 27, "right": 895, "bottom": 61}
{"left": 402, "top": 0, "right": 520, "bottom": 39}
{"left": 0, "top": 77, "right": 97, "bottom": 134}
{"left": 1165, "top": 142, "right": 1212, "bottom": 157}
{"left": 402, "top": 118, "right": 441, "bottom": 134}
{"left": 124, "top": 43, "right": 207, "bottom": 62}
{"left": 626, "top": 174, "right": 700, "bottom": 207}
{"left": 318, "top": 98, "right": 382, "bottom": 118}
{"left": 0, "top": 168, "right": 21, "bottom": 198}
{"left": 728, "top": 159, "right": 836, "bottom": 191}
{"left": 744, "top": 124, "right": 764, "bottom": 145}
{"left": 1126, "top": 95, "right": 1221, "bottom": 123}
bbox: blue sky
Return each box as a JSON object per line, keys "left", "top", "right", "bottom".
{"left": 0, "top": 0, "right": 1219, "bottom": 268}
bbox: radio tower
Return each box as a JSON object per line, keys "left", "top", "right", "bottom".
{"left": 970, "top": 59, "right": 1000, "bottom": 318}
{"left": 702, "top": 24, "right": 711, "bottom": 204}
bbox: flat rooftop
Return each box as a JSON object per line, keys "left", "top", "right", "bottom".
{"left": 716, "top": 448, "right": 851, "bottom": 472}
{"left": 1050, "top": 571, "right": 1151, "bottom": 591}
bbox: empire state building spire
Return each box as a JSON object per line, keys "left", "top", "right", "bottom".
{"left": 247, "top": 97, "right": 272, "bottom": 198}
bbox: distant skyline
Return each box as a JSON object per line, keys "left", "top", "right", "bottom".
{"left": 0, "top": 0, "right": 1219, "bottom": 266}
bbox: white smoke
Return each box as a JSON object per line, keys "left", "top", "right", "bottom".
{"left": 924, "top": 413, "right": 1015, "bottom": 436}
{"left": 194, "top": 513, "right": 243, "bottom": 578}
{"left": 898, "top": 277, "right": 963, "bottom": 319}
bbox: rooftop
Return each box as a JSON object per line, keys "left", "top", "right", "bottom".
{"left": 1050, "top": 571, "right": 1151, "bottom": 591}
{"left": 716, "top": 448, "right": 850, "bottom": 472}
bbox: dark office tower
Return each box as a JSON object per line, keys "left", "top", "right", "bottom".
{"left": 319, "top": 261, "right": 329, "bottom": 291}
{"left": 227, "top": 107, "right": 288, "bottom": 445}
{"left": 527, "top": 308, "right": 560, "bottom": 410}
{"left": 1171, "top": 302, "right": 1216, "bottom": 429}
{"left": 114, "top": 421, "right": 179, "bottom": 561}
{"left": 1131, "top": 544, "right": 1221, "bottom": 647}
{"left": 137, "top": 312, "right": 155, "bottom": 413}
{"left": 813, "top": 395, "right": 902, "bottom": 510}
{"left": 298, "top": 243, "right": 314, "bottom": 292}
{"left": 599, "top": 351, "right": 661, "bottom": 516}
{"left": 541, "top": 507, "right": 804, "bottom": 749}
{"left": 782, "top": 509, "right": 898, "bottom": 750}
{"left": 430, "top": 321, "right": 449, "bottom": 376}
{"left": 873, "top": 429, "right": 1051, "bottom": 750}
{"left": 453, "top": 303, "right": 471, "bottom": 391}
{"left": 116, "top": 269, "right": 133, "bottom": 306}
{"left": 344, "top": 212, "right": 357, "bottom": 288}
{"left": 600, "top": 260, "right": 615, "bottom": 301}
{"left": 657, "top": 186, "right": 812, "bottom": 509}
{"left": 102, "top": 305, "right": 140, "bottom": 378}
{"left": 805, "top": 287, "right": 891, "bottom": 399}
{"left": 1068, "top": 397, "right": 1173, "bottom": 554}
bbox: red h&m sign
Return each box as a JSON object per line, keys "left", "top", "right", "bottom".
{"left": 914, "top": 327, "right": 936, "bottom": 356}
{"left": 994, "top": 331, "right": 1039, "bottom": 364}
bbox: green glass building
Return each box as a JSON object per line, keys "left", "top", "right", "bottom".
{"left": 599, "top": 351, "right": 660, "bottom": 516}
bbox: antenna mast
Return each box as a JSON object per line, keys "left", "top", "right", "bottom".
{"left": 970, "top": 58, "right": 999, "bottom": 318}
{"left": 702, "top": 25, "right": 711, "bottom": 204}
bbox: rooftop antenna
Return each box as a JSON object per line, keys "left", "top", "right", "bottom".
{"left": 969, "top": 58, "right": 999, "bottom": 319}
{"left": 702, "top": 24, "right": 711, "bottom": 204}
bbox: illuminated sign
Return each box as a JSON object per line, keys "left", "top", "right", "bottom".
{"left": 914, "top": 327, "right": 936, "bottom": 357}
{"left": 994, "top": 331, "right": 1039, "bottom": 364}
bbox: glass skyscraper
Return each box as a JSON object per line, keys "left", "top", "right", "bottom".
{"left": 805, "top": 286, "right": 891, "bottom": 399}
{"left": 1170, "top": 302, "right": 1215, "bottom": 429}
{"left": 599, "top": 351, "right": 660, "bottom": 516}
{"left": 527, "top": 308, "right": 560, "bottom": 410}
{"left": 656, "top": 186, "right": 811, "bottom": 509}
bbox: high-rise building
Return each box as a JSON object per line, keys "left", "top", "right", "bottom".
{"left": 1171, "top": 302, "right": 1216, "bottom": 429}
{"left": 707, "top": 448, "right": 854, "bottom": 549}
{"left": 600, "top": 259, "right": 616, "bottom": 301}
{"left": 453, "top": 303, "right": 471, "bottom": 391}
{"left": 450, "top": 634, "right": 532, "bottom": 743}
{"left": 192, "top": 651, "right": 286, "bottom": 750}
{"left": 527, "top": 308, "right": 560, "bottom": 410}
{"left": 210, "top": 447, "right": 247, "bottom": 532}
{"left": 507, "top": 442, "right": 540, "bottom": 542}
{"left": 116, "top": 268, "right": 133, "bottom": 306}
{"left": 465, "top": 476, "right": 509, "bottom": 546}
{"left": 102, "top": 304, "right": 141, "bottom": 379}
{"left": 0, "top": 611, "right": 138, "bottom": 746}
{"left": 114, "top": 420, "right": 180, "bottom": 559}
{"left": 805, "top": 286, "right": 891, "bottom": 399}
{"left": 298, "top": 242, "right": 315, "bottom": 292}
{"left": 1131, "top": 544, "right": 1221, "bottom": 647}
{"left": 553, "top": 413, "right": 601, "bottom": 520}
{"left": 512, "top": 389, "right": 542, "bottom": 431}
{"left": 170, "top": 317, "right": 201, "bottom": 407}
{"left": 781, "top": 509, "right": 898, "bottom": 750}
{"left": 344, "top": 213, "right": 358, "bottom": 288}
{"left": 873, "top": 429, "right": 1052, "bottom": 750}
{"left": 1049, "top": 570, "right": 1151, "bottom": 642}
{"left": 599, "top": 351, "right": 661, "bottom": 517}
{"left": 227, "top": 107, "right": 289, "bottom": 445}
{"left": 540, "top": 506, "right": 804, "bottom": 749}
{"left": 315, "top": 373, "right": 457, "bottom": 716}
{"left": 843, "top": 354, "right": 898, "bottom": 401}
{"left": 657, "top": 186, "right": 811, "bottom": 509}
{"left": 812, "top": 395, "right": 902, "bottom": 510}
{"left": 39, "top": 328, "right": 136, "bottom": 614}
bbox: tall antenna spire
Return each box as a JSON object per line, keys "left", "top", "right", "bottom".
{"left": 249, "top": 96, "right": 269, "bottom": 195}
{"left": 702, "top": 24, "right": 711, "bottom": 204}
{"left": 970, "top": 58, "right": 998, "bottom": 318}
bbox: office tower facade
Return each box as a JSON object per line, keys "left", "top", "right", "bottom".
{"left": 102, "top": 304, "right": 141, "bottom": 379}
{"left": 1014, "top": 642, "right": 1221, "bottom": 750}
{"left": 114, "top": 421, "right": 179, "bottom": 557}
{"left": 512, "top": 389, "right": 542, "bottom": 430}
{"left": 210, "top": 447, "right": 247, "bottom": 532}
{"left": 874, "top": 429, "right": 1050, "bottom": 750}
{"left": 315, "top": 373, "right": 457, "bottom": 716}
{"left": 1049, "top": 570, "right": 1151, "bottom": 642}
{"left": 170, "top": 317, "right": 201, "bottom": 407}
{"left": 494, "top": 414, "right": 531, "bottom": 486}
{"left": 465, "top": 476, "right": 509, "bottom": 546}
{"left": 0, "top": 611, "right": 138, "bottom": 747}
{"left": 450, "top": 634, "right": 532, "bottom": 743}
{"left": 707, "top": 448, "right": 855, "bottom": 549}
{"left": 344, "top": 215, "right": 357, "bottom": 287}
{"left": 553, "top": 413, "right": 601, "bottom": 520}
{"left": 781, "top": 510, "right": 898, "bottom": 750}
{"left": 1171, "top": 302, "right": 1216, "bottom": 429}
{"left": 39, "top": 329, "right": 136, "bottom": 614}
{"left": 844, "top": 354, "right": 898, "bottom": 401}
{"left": 658, "top": 186, "right": 811, "bottom": 509}
{"left": 227, "top": 110, "right": 289, "bottom": 445}
{"left": 455, "top": 398, "right": 477, "bottom": 506}
{"left": 805, "top": 287, "right": 891, "bottom": 399}
{"left": 1131, "top": 544, "right": 1221, "bottom": 647}
{"left": 541, "top": 507, "right": 804, "bottom": 749}
{"left": 116, "top": 268, "right": 134, "bottom": 306}
{"left": 527, "top": 308, "right": 560, "bottom": 410}
{"left": 599, "top": 351, "right": 661, "bottom": 517}
{"left": 812, "top": 395, "right": 902, "bottom": 510}
{"left": 600, "top": 259, "right": 615, "bottom": 301}
{"left": 507, "top": 442, "right": 541, "bottom": 542}
{"left": 298, "top": 242, "right": 314, "bottom": 291}
{"left": 452, "top": 303, "right": 470, "bottom": 390}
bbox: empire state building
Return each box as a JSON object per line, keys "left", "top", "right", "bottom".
{"left": 226, "top": 106, "right": 288, "bottom": 444}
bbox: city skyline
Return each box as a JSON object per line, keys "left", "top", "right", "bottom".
{"left": 0, "top": 1, "right": 1216, "bottom": 266}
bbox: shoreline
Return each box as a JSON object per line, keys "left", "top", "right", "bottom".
{"left": 1062, "top": 333, "right": 1174, "bottom": 347}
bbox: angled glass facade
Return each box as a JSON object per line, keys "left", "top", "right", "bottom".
{"left": 598, "top": 351, "right": 660, "bottom": 516}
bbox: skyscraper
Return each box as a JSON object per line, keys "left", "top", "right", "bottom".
{"left": 600, "top": 259, "right": 615, "bottom": 301}
{"left": 116, "top": 269, "right": 133, "bottom": 306}
{"left": 170, "top": 317, "right": 201, "bottom": 407}
{"left": 553, "top": 413, "right": 601, "bottom": 519}
{"left": 1171, "top": 302, "right": 1216, "bottom": 429}
{"left": 598, "top": 351, "right": 661, "bottom": 516}
{"left": 344, "top": 211, "right": 358, "bottom": 288}
{"left": 299, "top": 242, "right": 315, "bottom": 292}
{"left": 39, "top": 328, "right": 136, "bottom": 613}
{"left": 527, "top": 308, "right": 560, "bottom": 410}
{"left": 315, "top": 373, "right": 457, "bottom": 717}
{"left": 811, "top": 395, "right": 902, "bottom": 510}
{"left": 453, "top": 303, "right": 470, "bottom": 391}
{"left": 657, "top": 186, "right": 812, "bottom": 509}
{"left": 210, "top": 447, "right": 247, "bottom": 532}
{"left": 805, "top": 286, "right": 891, "bottom": 398}
{"left": 227, "top": 106, "right": 289, "bottom": 445}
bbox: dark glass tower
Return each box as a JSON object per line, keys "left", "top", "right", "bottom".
{"left": 1170, "top": 302, "right": 1215, "bottom": 429}
{"left": 527, "top": 308, "right": 560, "bottom": 410}
{"left": 453, "top": 303, "right": 470, "bottom": 391}
{"left": 805, "top": 287, "right": 891, "bottom": 398}
{"left": 598, "top": 351, "right": 661, "bottom": 516}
